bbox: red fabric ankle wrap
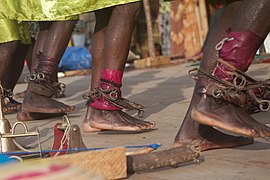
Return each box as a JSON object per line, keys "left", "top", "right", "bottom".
{"left": 214, "top": 30, "right": 263, "bottom": 81}
{"left": 90, "top": 69, "right": 123, "bottom": 111}
{"left": 35, "top": 55, "right": 59, "bottom": 81}
{"left": 100, "top": 68, "right": 123, "bottom": 84}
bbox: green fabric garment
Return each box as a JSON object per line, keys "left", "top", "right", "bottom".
{"left": 0, "top": 19, "right": 31, "bottom": 44}
{"left": 0, "top": 19, "right": 20, "bottom": 43}
{"left": 0, "top": 0, "right": 140, "bottom": 21}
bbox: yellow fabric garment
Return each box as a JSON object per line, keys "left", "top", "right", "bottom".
{"left": 0, "top": 19, "right": 31, "bottom": 44}
{"left": 0, "top": 0, "right": 140, "bottom": 21}
{"left": 0, "top": 19, "right": 20, "bottom": 43}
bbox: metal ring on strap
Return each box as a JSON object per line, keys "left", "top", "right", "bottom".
{"left": 259, "top": 100, "right": 270, "bottom": 112}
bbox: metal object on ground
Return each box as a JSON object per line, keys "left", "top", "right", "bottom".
{"left": 0, "top": 84, "right": 41, "bottom": 155}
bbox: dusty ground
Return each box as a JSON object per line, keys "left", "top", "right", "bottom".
{"left": 6, "top": 62, "right": 270, "bottom": 179}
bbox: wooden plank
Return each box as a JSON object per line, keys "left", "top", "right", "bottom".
{"left": 52, "top": 147, "right": 127, "bottom": 179}
{"left": 0, "top": 147, "right": 126, "bottom": 180}
{"left": 134, "top": 56, "right": 171, "bottom": 69}
{"left": 0, "top": 159, "right": 104, "bottom": 180}
{"left": 64, "top": 69, "right": 91, "bottom": 77}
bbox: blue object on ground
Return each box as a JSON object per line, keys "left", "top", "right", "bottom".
{"left": 0, "top": 154, "right": 15, "bottom": 166}
{"left": 2, "top": 143, "right": 161, "bottom": 156}
{"left": 59, "top": 47, "right": 92, "bottom": 71}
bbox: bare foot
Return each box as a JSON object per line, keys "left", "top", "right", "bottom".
{"left": 15, "top": 88, "right": 66, "bottom": 99}
{"left": 83, "top": 106, "right": 156, "bottom": 132}
{"left": 192, "top": 96, "right": 270, "bottom": 138}
{"left": 17, "top": 108, "right": 65, "bottom": 121}
{"left": 22, "top": 91, "right": 75, "bottom": 114}
{"left": 83, "top": 107, "right": 102, "bottom": 132}
{"left": 3, "top": 97, "right": 21, "bottom": 113}
{"left": 173, "top": 123, "right": 253, "bottom": 151}
{"left": 173, "top": 86, "right": 254, "bottom": 151}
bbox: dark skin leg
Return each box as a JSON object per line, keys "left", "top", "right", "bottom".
{"left": 17, "top": 23, "right": 51, "bottom": 120}
{"left": 2, "top": 43, "right": 30, "bottom": 113}
{"left": 31, "top": 22, "right": 51, "bottom": 71}
{"left": 14, "top": 42, "right": 34, "bottom": 99}
{"left": 16, "top": 23, "right": 51, "bottom": 120}
{"left": 174, "top": 0, "right": 270, "bottom": 150}
{"left": 83, "top": 3, "right": 155, "bottom": 132}
{"left": 38, "top": 22, "right": 64, "bottom": 92}
{"left": 83, "top": 8, "right": 112, "bottom": 132}
{"left": 0, "top": 41, "right": 20, "bottom": 113}
{"left": 25, "top": 41, "right": 34, "bottom": 72}
{"left": 0, "top": 41, "right": 20, "bottom": 82}
{"left": 15, "top": 24, "right": 66, "bottom": 120}
{"left": 15, "top": 23, "right": 61, "bottom": 99}
{"left": 14, "top": 27, "right": 65, "bottom": 99}
{"left": 90, "top": 8, "right": 112, "bottom": 90}
{"left": 14, "top": 22, "right": 50, "bottom": 100}
{"left": 21, "top": 21, "right": 75, "bottom": 115}
{"left": 3, "top": 44, "right": 30, "bottom": 90}
{"left": 173, "top": 1, "right": 256, "bottom": 151}
{"left": 31, "top": 21, "right": 62, "bottom": 98}
{"left": 14, "top": 39, "right": 66, "bottom": 121}
{"left": 191, "top": 0, "right": 270, "bottom": 138}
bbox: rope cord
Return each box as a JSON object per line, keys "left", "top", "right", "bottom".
{"left": 1, "top": 143, "right": 161, "bottom": 156}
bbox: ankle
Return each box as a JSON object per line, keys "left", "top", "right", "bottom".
{"left": 214, "top": 30, "right": 263, "bottom": 81}
{"left": 34, "top": 55, "right": 59, "bottom": 82}
{"left": 90, "top": 69, "right": 123, "bottom": 111}
{"left": 27, "top": 71, "right": 57, "bottom": 97}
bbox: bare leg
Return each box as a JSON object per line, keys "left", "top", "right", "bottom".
{"left": 40, "top": 22, "right": 66, "bottom": 98}
{"left": 3, "top": 43, "right": 30, "bottom": 113}
{"left": 21, "top": 21, "right": 75, "bottom": 117}
{"left": 0, "top": 41, "right": 20, "bottom": 114}
{"left": 32, "top": 22, "right": 51, "bottom": 71}
{"left": 17, "top": 22, "right": 51, "bottom": 120}
{"left": 83, "top": 3, "right": 155, "bottom": 132}
{"left": 14, "top": 23, "right": 65, "bottom": 100}
{"left": 14, "top": 22, "right": 50, "bottom": 100}
{"left": 192, "top": 0, "right": 270, "bottom": 138}
{"left": 83, "top": 8, "right": 112, "bottom": 132}
{"left": 0, "top": 41, "right": 20, "bottom": 82}
{"left": 90, "top": 8, "right": 112, "bottom": 90}
{"left": 3, "top": 44, "right": 29, "bottom": 90}
{"left": 25, "top": 41, "right": 34, "bottom": 71}
{"left": 14, "top": 42, "right": 34, "bottom": 99}
{"left": 173, "top": 0, "right": 267, "bottom": 150}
